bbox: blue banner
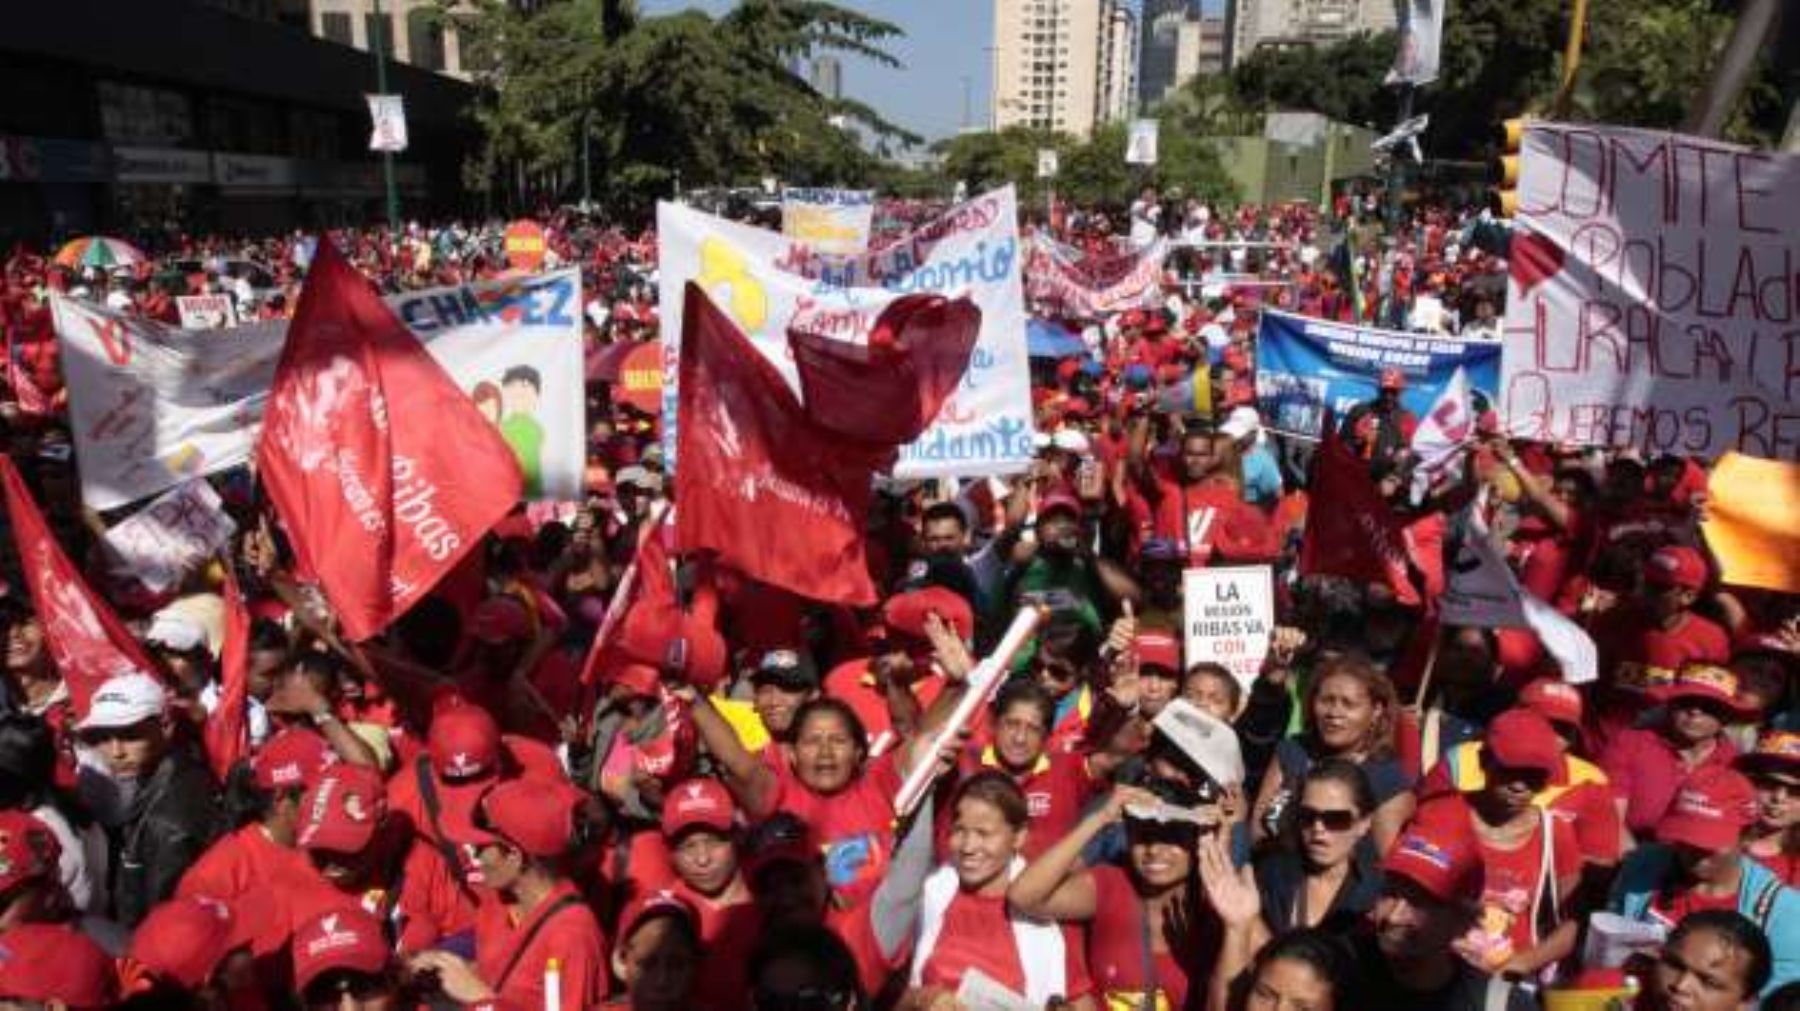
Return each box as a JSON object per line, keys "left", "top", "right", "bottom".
{"left": 1254, "top": 310, "right": 1502, "bottom": 438}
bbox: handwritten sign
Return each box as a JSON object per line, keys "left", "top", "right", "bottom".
{"left": 102, "top": 479, "right": 236, "bottom": 592}
{"left": 1499, "top": 124, "right": 1800, "bottom": 460}
{"left": 1182, "top": 566, "right": 1274, "bottom": 693}
{"left": 1024, "top": 236, "right": 1167, "bottom": 318}
{"left": 175, "top": 294, "right": 238, "bottom": 330}
{"left": 781, "top": 188, "right": 875, "bottom": 256}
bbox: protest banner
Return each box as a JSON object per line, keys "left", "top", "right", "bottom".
{"left": 53, "top": 267, "right": 584, "bottom": 509}
{"left": 657, "top": 186, "right": 1035, "bottom": 479}
{"left": 1702, "top": 452, "right": 1800, "bottom": 593}
{"left": 1498, "top": 124, "right": 1800, "bottom": 460}
{"left": 1024, "top": 236, "right": 1168, "bottom": 318}
{"left": 503, "top": 220, "right": 548, "bottom": 272}
{"left": 780, "top": 188, "right": 876, "bottom": 256}
{"left": 101, "top": 479, "right": 236, "bottom": 593}
{"left": 175, "top": 294, "right": 238, "bottom": 330}
{"left": 1182, "top": 566, "right": 1274, "bottom": 693}
{"left": 1440, "top": 505, "right": 1597, "bottom": 683}
{"left": 1255, "top": 309, "right": 1501, "bottom": 438}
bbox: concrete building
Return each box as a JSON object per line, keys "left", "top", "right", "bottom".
{"left": 991, "top": 0, "right": 1137, "bottom": 139}
{"left": 1139, "top": 0, "right": 1228, "bottom": 108}
{"left": 1229, "top": 0, "right": 1396, "bottom": 67}
{"left": 808, "top": 55, "right": 844, "bottom": 101}
{"left": 289, "top": 0, "right": 471, "bottom": 78}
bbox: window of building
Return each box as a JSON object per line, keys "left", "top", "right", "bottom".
{"left": 364, "top": 11, "right": 395, "bottom": 56}
{"left": 320, "top": 10, "right": 352, "bottom": 45}
{"left": 407, "top": 8, "right": 445, "bottom": 70}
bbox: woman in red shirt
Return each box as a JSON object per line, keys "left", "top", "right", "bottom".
{"left": 904, "top": 773, "right": 1091, "bottom": 1009}
{"left": 1010, "top": 783, "right": 1211, "bottom": 1011}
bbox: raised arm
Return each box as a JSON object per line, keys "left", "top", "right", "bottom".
{"left": 683, "top": 689, "right": 780, "bottom": 817}
{"left": 1008, "top": 784, "right": 1156, "bottom": 922}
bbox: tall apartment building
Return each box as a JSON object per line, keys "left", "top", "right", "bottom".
{"left": 293, "top": 0, "right": 471, "bottom": 78}
{"left": 992, "top": 0, "right": 1136, "bottom": 139}
{"left": 1229, "top": 0, "right": 1397, "bottom": 66}
{"left": 1139, "top": 0, "right": 1227, "bottom": 108}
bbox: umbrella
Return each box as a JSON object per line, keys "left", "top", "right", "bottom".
{"left": 53, "top": 237, "right": 147, "bottom": 271}
{"left": 1027, "top": 318, "right": 1088, "bottom": 360}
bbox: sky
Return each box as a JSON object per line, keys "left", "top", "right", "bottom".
{"left": 638, "top": 0, "right": 995, "bottom": 142}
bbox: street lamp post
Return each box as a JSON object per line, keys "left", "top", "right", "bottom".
{"left": 369, "top": 0, "right": 401, "bottom": 227}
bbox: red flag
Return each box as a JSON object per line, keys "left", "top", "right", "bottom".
{"left": 202, "top": 564, "right": 250, "bottom": 781}
{"left": 580, "top": 509, "right": 727, "bottom": 690}
{"left": 255, "top": 238, "right": 521, "bottom": 641}
{"left": 788, "top": 294, "right": 981, "bottom": 448}
{"left": 0, "top": 456, "right": 158, "bottom": 713}
{"left": 1298, "top": 426, "right": 1421, "bottom": 607}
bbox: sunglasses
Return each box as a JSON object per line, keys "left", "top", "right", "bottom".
{"left": 1295, "top": 805, "right": 1359, "bottom": 832}
{"left": 751, "top": 986, "right": 853, "bottom": 1011}
{"left": 304, "top": 969, "right": 395, "bottom": 1008}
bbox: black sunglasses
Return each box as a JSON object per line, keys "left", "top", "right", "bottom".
{"left": 752, "top": 986, "right": 853, "bottom": 1011}
{"left": 1295, "top": 805, "right": 1359, "bottom": 832}
{"left": 304, "top": 968, "right": 395, "bottom": 1008}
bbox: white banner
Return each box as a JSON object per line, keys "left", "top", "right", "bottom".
{"left": 1126, "top": 119, "right": 1160, "bottom": 166}
{"left": 175, "top": 294, "right": 238, "bottom": 330}
{"left": 1024, "top": 236, "right": 1168, "bottom": 318}
{"left": 1387, "top": 0, "right": 1445, "bottom": 85}
{"left": 102, "top": 479, "right": 236, "bottom": 593}
{"left": 366, "top": 94, "right": 408, "bottom": 153}
{"left": 1182, "top": 566, "right": 1275, "bottom": 694}
{"left": 1499, "top": 124, "right": 1800, "bottom": 460}
{"left": 1408, "top": 365, "right": 1472, "bottom": 503}
{"left": 54, "top": 269, "right": 585, "bottom": 509}
{"left": 780, "top": 188, "right": 875, "bottom": 256}
{"left": 658, "top": 186, "right": 1035, "bottom": 478}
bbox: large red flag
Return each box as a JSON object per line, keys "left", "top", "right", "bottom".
{"left": 255, "top": 239, "right": 521, "bottom": 641}
{"left": 1298, "top": 426, "right": 1421, "bottom": 607}
{"left": 788, "top": 295, "right": 981, "bottom": 449}
{"left": 0, "top": 456, "right": 158, "bottom": 712}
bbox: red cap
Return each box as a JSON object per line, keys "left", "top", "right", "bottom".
{"left": 1651, "top": 663, "right": 1754, "bottom": 717}
{"left": 1135, "top": 631, "right": 1181, "bottom": 674}
{"left": 1382, "top": 806, "right": 1480, "bottom": 902}
{"left": 1379, "top": 367, "right": 1407, "bottom": 390}
{"left": 291, "top": 906, "right": 392, "bottom": 991}
{"left": 468, "top": 779, "right": 587, "bottom": 858}
{"left": 1736, "top": 729, "right": 1800, "bottom": 777}
{"left": 661, "top": 777, "right": 736, "bottom": 838}
{"left": 1143, "top": 313, "right": 1167, "bottom": 335}
{"left": 610, "top": 662, "right": 662, "bottom": 700}
{"left": 616, "top": 888, "right": 700, "bottom": 948}
{"left": 1656, "top": 766, "right": 1756, "bottom": 853}
{"left": 882, "top": 587, "right": 974, "bottom": 643}
{"left": 252, "top": 727, "right": 337, "bottom": 791}
{"left": 429, "top": 701, "right": 501, "bottom": 781}
{"left": 470, "top": 595, "right": 533, "bottom": 645}
{"left": 0, "top": 924, "right": 116, "bottom": 1008}
{"left": 1037, "top": 491, "right": 1083, "bottom": 519}
{"left": 1645, "top": 545, "right": 1707, "bottom": 591}
{"left": 1482, "top": 708, "right": 1568, "bottom": 785}
{"left": 128, "top": 895, "right": 250, "bottom": 988}
{"left": 0, "top": 811, "right": 59, "bottom": 895}
{"left": 1518, "top": 678, "right": 1583, "bottom": 728}
{"left": 296, "top": 764, "right": 388, "bottom": 855}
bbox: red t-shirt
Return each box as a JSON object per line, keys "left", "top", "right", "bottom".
{"left": 1646, "top": 884, "right": 1739, "bottom": 930}
{"left": 1599, "top": 729, "right": 1739, "bottom": 836}
{"left": 178, "top": 824, "right": 318, "bottom": 957}
{"left": 1547, "top": 779, "right": 1625, "bottom": 865}
{"left": 940, "top": 750, "right": 1096, "bottom": 861}
{"left": 1147, "top": 476, "right": 1279, "bottom": 566}
{"left": 388, "top": 737, "right": 569, "bottom": 880}
{"left": 1749, "top": 848, "right": 1800, "bottom": 889}
{"left": 474, "top": 880, "right": 608, "bottom": 1011}
{"left": 821, "top": 660, "right": 946, "bottom": 759}
{"left": 918, "top": 889, "right": 1092, "bottom": 1001}
{"left": 284, "top": 821, "right": 477, "bottom": 954}
{"left": 1086, "top": 866, "right": 1194, "bottom": 1011}
{"left": 1474, "top": 816, "right": 1581, "bottom": 956}
{"left": 765, "top": 750, "right": 904, "bottom": 908}
{"left": 826, "top": 901, "right": 900, "bottom": 998}
{"left": 670, "top": 886, "right": 760, "bottom": 1011}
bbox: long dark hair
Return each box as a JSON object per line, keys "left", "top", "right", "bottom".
{"left": 0, "top": 713, "right": 90, "bottom": 828}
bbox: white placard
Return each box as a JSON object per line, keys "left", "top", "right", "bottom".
{"left": 1126, "top": 119, "right": 1160, "bottom": 166}
{"left": 1182, "top": 566, "right": 1274, "bottom": 693}
{"left": 102, "top": 479, "right": 236, "bottom": 592}
{"left": 175, "top": 294, "right": 239, "bottom": 330}
{"left": 366, "top": 94, "right": 408, "bottom": 153}
{"left": 1036, "top": 149, "right": 1060, "bottom": 179}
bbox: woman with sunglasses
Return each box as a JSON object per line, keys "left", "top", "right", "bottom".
{"left": 1737, "top": 730, "right": 1800, "bottom": 887}
{"left": 1246, "top": 759, "right": 1380, "bottom": 949}
{"left": 1250, "top": 655, "right": 1413, "bottom": 855}
{"left": 1010, "top": 781, "right": 1213, "bottom": 1011}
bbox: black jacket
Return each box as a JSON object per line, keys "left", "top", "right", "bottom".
{"left": 107, "top": 750, "right": 221, "bottom": 927}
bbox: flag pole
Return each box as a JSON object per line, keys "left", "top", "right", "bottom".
{"left": 369, "top": 0, "right": 401, "bottom": 228}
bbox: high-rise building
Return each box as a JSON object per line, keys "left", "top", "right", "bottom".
{"left": 991, "top": 0, "right": 1137, "bottom": 139}
{"left": 1138, "top": 0, "right": 1227, "bottom": 108}
{"left": 292, "top": 0, "right": 471, "bottom": 78}
{"left": 808, "top": 55, "right": 844, "bottom": 101}
{"left": 1229, "top": 0, "right": 1397, "bottom": 67}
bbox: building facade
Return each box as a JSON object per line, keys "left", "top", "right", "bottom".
{"left": 992, "top": 0, "right": 1137, "bottom": 139}
{"left": 1139, "top": 0, "right": 1227, "bottom": 108}
{"left": 293, "top": 0, "right": 470, "bottom": 78}
{"left": 1098, "top": 3, "right": 1138, "bottom": 124}
{"left": 1229, "top": 0, "right": 1397, "bottom": 67}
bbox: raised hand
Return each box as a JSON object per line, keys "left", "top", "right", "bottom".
{"left": 1196, "top": 831, "right": 1260, "bottom": 929}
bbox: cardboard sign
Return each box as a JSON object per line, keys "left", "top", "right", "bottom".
{"left": 1703, "top": 452, "right": 1800, "bottom": 592}
{"left": 102, "top": 479, "right": 236, "bottom": 592}
{"left": 1182, "top": 565, "right": 1274, "bottom": 692}
{"left": 503, "top": 219, "right": 547, "bottom": 272}
{"left": 780, "top": 188, "right": 875, "bottom": 256}
{"left": 1498, "top": 124, "right": 1800, "bottom": 459}
{"left": 175, "top": 294, "right": 238, "bottom": 330}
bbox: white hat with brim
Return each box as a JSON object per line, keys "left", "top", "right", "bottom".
{"left": 1150, "top": 698, "right": 1245, "bottom": 788}
{"left": 74, "top": 673, "right": 168, "bottom": 732}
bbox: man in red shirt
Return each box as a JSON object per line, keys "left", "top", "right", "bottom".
{"left": 1127, "top": 423, "right": 1279, "bottom": 567}
{"left": 1600, "top": 664, "right": 1751, "bottom": 839}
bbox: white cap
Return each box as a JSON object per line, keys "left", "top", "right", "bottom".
{"left": 75, "top": 673, "right": 168, "bottom": 731}
{"left": 1219, "top": 406, "right": 1261, "bottom": 441}
{"left": 1150, "top": 698, "right": 1244, "bottom": 788}
{"left": 1049, "top": 429, "right": 1090, "bottom": 455}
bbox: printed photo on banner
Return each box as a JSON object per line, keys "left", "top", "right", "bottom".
{"left": 101, "top": 479, "right": 237, "bottom": 593}
{"left": 1498, "top": 123, "right": 1800, "bottom": 460}
{"left": 1182, "top": 566, "right": 1274, "bottom": 694}
{"left": 1254, "top": 309, "right": 1501, "bottom": 438}
{"left": 657, "top": 186, "right": 1035, "bottom": 480}
{"left": 52, "top": 266, "right": 585, "bottom": 510}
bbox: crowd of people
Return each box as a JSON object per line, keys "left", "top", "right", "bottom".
{"left": 0, "top": 188, "right": 1794, "bottom": 1011}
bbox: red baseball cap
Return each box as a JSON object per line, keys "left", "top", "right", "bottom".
{"left": 470, "top": 595, "right": 534, "bottom": 645}
{"left": 610, "top": 662, "right": 662, "bottom": 700}
{"left": 0, "top": 923, "right": 116, "bottom": 1008}
{"left": 1517, "top": 678, "right": 1583, "bottom": 729}
{"left": 128, "top": 895, "right": 252, "bottom": 988}
{"left": 296, "top": 764, "right": 389, "bottom": 855}
{"left": 1645, "top": 545, "right": 1708, "bottom": 591}
{"left": 615, "top": 889, "right": 700, "bottom": 949}
{"left": 1037, "top": 491, "right": 1083, "bottom": 519}
{"left": 1482, "top": 708, "right": 1568, "bottom": 785}
{"left": 467, "top": 779, "right": 587, "bottom": 858}
{"left": 1382, "top": 806, "right": 1480, "bottom": 903}
{"left": 252, "top": 727, "right": 337, "bottom": 791}
{"left": 0, "top": 811, "right": 59, "bottom": 895}
{"left": 291, "top": 906, "right": 392, "bottom": 991}
{"left": 1652, "top": 663, "right": 1754, "bottom": 717}
{"left": 1379, "top": 367, "right": 1407, "bottom": 390}
{"left": 661, "top": 777, "right": 736, "bottom": 838}
{"left": 1656, "top": 766, "right": 1756, "bottom": 853}
{"left": 429, "top": 700, "right": 501, "bottom": 781}
{"left": 1135, "top": 631, "right": 1181, "bottom": 674}
{"left": 882, "top": 587, "right": 974, "bottom": 644}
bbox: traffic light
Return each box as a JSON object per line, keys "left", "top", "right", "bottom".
{"left": 1493, "top": 118, "right": 1528, "bottom": 218}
